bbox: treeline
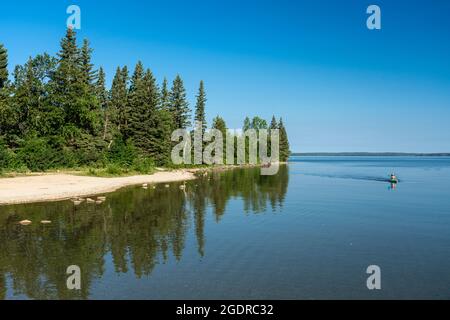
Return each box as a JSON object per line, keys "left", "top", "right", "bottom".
{"left": 0, "top": 29, "right": 290, "bottom": 173}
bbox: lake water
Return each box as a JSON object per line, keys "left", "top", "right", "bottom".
{"left": 1, "top": 156, "right": 450, "bottom": 299}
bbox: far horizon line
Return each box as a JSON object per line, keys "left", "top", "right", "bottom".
{"left": 292, "top": 152, "right": 450, "bottom": 156}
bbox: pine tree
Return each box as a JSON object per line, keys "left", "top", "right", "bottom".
{"left": 0, "top": 43, "right": 7, "bottom": 88}
{"left": 278, "top": 118, "right": 290, "bottom": 162}
{"left": 194, "top": 80, "right": 207, "bottom": 133}
{"left": 169, "top": 75, "right": 191, "bottom": 129}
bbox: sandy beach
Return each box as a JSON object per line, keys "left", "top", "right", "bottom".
{"left": 0, "top": 170, "right": 197, "bottom": 205}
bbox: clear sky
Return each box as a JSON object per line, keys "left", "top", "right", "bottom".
{"left": 1, "top": 0, "right": 449, "bottom": 152}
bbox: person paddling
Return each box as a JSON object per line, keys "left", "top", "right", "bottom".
{"left": 390, "top": 173, "right": 398, "bottom": 183}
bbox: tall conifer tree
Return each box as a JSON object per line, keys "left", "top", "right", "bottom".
{"left": 96, "top": 67, "right": 109, "bottom": 139}
{"left": 160, "top": 77, "right": 170, "bottom": 110}
{"left": 169, "top": 75, "right": 191, "bottom": 129}
{"left": 80, "top": 39, "right": 97, "bottom": 87}
{"left": 0, "top": 43, "right": 8, "bottom": 88}
{"left": 194, "top": 80, "right": 207, "bottom": 133}
{"left": 278, "top": 118, "right": 290, "bottom": 162}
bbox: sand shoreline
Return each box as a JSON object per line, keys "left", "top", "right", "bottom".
{"left": 0, "top": 163, "right": 287, "bottom": 206}
{"left": 0, "top": 170, "right": 197, "bottom": 206}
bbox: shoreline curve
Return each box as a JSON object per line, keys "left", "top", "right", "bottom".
{"left": 0, "top": 170, "right": 197, "bottom": 206}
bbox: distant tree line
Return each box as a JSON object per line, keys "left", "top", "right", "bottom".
{"left": 0, "top": 29, "right": 290, "bottom": 173}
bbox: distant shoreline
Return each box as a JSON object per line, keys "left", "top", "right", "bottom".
{"left": 291, "top": 152, "right": 450, "bottom": 157}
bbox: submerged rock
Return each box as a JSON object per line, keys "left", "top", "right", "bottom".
{"left": 72, "top": 199, "right": 83, "bottom": 206}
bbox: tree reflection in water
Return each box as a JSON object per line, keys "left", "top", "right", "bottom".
{"left": 0, "top": 165, "right": 288, "bottom": 299}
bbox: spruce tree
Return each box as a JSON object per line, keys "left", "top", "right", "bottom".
{"left": 169, "top": 75, "right": 191, "bottom": 129}
{"left": 212, "top": 116, "right": 227, "bottom": 163}
{"left": 153, "top": 108, "right": 174, "bottom": 165}
{"left": 0, "top": 44, "right": 7, "bottom": 88}
{"left": 268, "top": 115, "right": 278, "bottom": 157}
{"left": 194, "top": 80, "right": 207, "bottom": 133}
{"left": 95, "top": 67, "right": 108, "bottom": 109}
{"left": 128, "top": 63, "right": 161, "bottom": 158}
{"left": 243, "top": 117, "right": 251, "bottom": 132}
{"left": 278, "top": 118, "right": 290, "bottom": 162}
{"left": 158, "top": 78, "right": 175, "bottom": 162}
{"left": 160, "top": 77, "right": 170, "bottom": 110}
{"left": 49, "top": 28, "right": 103, "bottom": 158}
{"left": 109, "top": 66, "right": 129, "bottom": 138}
{"left": 127, "top": 61, "right": 145, "bottom": 142}
{"left": 0, "top": 44, "right": 13, "bottom": 139}
{"left": 80, "top": 39, "right": 97, "bottom": 87}
{"left": 96, "top": 67, "right": 109, "bottom": 139}
{"left": 212, "top": 116, "right": 226, "bottom": 137}
{"left": 14, "top": 57, "right": 41, "bottom": 135}
{"left": 270, "top": 116, "right": 277, "bottom": 130}
{"left": 51, "top": 28, "right": 83, "bottom": 133}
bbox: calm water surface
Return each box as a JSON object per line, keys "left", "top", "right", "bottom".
{"left": 1, "top": 156, "right": 450, "bottom": 299}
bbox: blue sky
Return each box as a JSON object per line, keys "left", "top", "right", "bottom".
{"left": 1, "top": 0, "right": 450, "bottom": 152}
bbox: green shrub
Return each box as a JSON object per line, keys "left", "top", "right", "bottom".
{"left": 132, "top": 156, "right": 155, "bottom": 174}
{"left": 107, "top": 139, "right": 137, "bottom": 167}
{"left": 17, "top": 137, "right": 59, "bottom": 171}
{"left": 105, "top": 163, "right": 123, "bottom": 175}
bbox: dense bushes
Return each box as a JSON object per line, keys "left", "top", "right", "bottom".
{"left": 0, "top": 136, "right": 156, "bottom": 174}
